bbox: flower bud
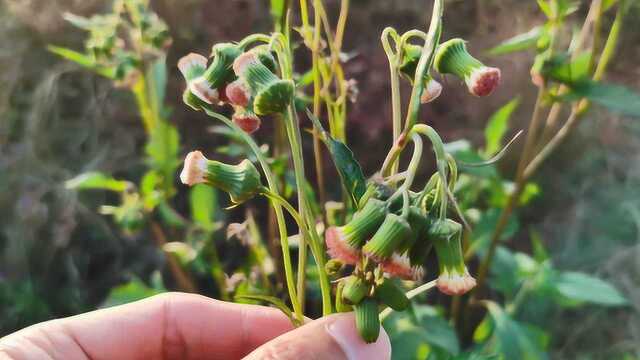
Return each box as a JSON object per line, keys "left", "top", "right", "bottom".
{"left": 434, "top": 38, "right": 501, "bottom": 97}
{"left": 203, "top": 43, "right": 242, "bottom": 89}
{"left": 324, "top": 258, "right": 344, "bottom": 276}
{"left": 406, "top": 207, "right": 433, "bottom": 266}
{"left": 399, "top": 44, "right": 442, "bottom": 103}
{"left": 179, "top": 151, "right": 262, "bottom": 204}
{"left": 420, "top": 76, "right": 443, "bottom": 104}
{"left": 182, "top": 88, "right": 208, "bottom": 111}
{"left": 178, "top": 53, "right": 219, "bottom": 105}
{"left": 341, "top": 276, "right": 369, "bottom": 305}
{"left": 250, "top": 45, "right": 278, "bottom": 73}
{"left": 374, "top": 278, "right": 409, "bottom": 311}
{"left": 232, "top": 108, "right": 261, "bottom": 134}
{"left": 430, "top": 219, "right": 476, "bottom": 295}
{"left": 325, "top": 199, "right": 387, "bottom": 264}
{"left": 233, "top": 52, "right": 295, "bottom": 115}
{"left": 354, "top": 297, "right": 380, "bottom": 343}
{"left": 362, "top": 214, "right": 412, "bottom": 261}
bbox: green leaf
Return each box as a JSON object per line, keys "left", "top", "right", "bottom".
{"left": 145, "top": 121, "right": 180, "bottom": 177}
{"left": 544, "top": 52, "right": 591, "bottom": 84}
{"left": 189, "top": 184, "right": 218, "bottom": 231}
{"left": 234, "top": 294, "right": 301, "bottom": 326}
{"left": 568, "top": 80, "right": 640, "bottom": 118}
{"left": 307, "top": 110, "right": 366, "bottom": 204}
{"left": 537, "top": 0, "right": 552, "bottom": 18}
{"left": 554, "top": 271, "right": 628, "bottom": 306}
{"left": 529, "top": 229, "right": 549, "bottom": 262}
{"left": 65, "top": 172, "right": 131, "bottom": 192}
{"left": 270, "top": 0, "right": 285, "bottom": 22}
{"left": 414, "top": 305, "right": 460, "bottom": 355}
{"left": 488, "top": 27, "right": 543, "bottom": 56}
{"left": 483, "top": 97, "right": 520, "bottom": 157}
{"left": 48, "top": 45, "right": 116, "bottom": 79}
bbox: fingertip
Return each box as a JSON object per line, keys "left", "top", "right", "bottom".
{"left": 325, "top": 313, "right": 391, "bottom": 360}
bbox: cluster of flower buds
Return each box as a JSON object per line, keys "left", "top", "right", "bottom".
{"left": 179, "top": 150, "right": 262, "bottom": 204}
{"left": 325, "top": 181, "right": 476, "bottom": 342}
{"left": 399, "top": 38, "right": 501, "bottom": 99}
{"left": 178, "top": 43, "right": 295, "bottom": 134}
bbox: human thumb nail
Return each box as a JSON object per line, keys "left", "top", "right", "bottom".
{"left": 243, "top": 312, "right": 391, "bottom": 360}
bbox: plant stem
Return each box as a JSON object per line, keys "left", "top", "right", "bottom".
{"left": 381, "top": 27, "right": 402, "bottom": 176}
{"left": 204, "top": 109, "right": 303, "bottom": 323}
{"left": 379, "top": 279, "right": 438, "bottom": 321}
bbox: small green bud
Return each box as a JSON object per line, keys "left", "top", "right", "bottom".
{"left": 354, "top": 297, "right": 380, "bottom": 343}
{"left": 325, "top": 199, "right": 387, "bottom": 264}
{"left": 179, "top": 151, "right": 262, "bottom": 204}
{"left": 324, "top": 258, "right": 344, "bottom": 276}
{"left": 434, "top": 38, "right": 501, "bottom": 97}
{"left": 375, "top": 278, "right": 409, "bottom": 311}
{"left": 342, "top": 276, "right": 369, "bottom": 305}
{"left": 233, "top": 52, "right": 294, "bottom": 115}
{"left": 362, "top": 214, "right": 412, "bottom": 261}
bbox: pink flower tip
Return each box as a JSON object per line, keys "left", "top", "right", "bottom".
{"left": 177, "top": 53, "right": 207, "bottom": 79}
{"left": 233, "top": 52, "right": 259, "bottom": 76}
{"left": 436, "top": 267, "right": 476, "bottom": 295}
{"left": 180, "top": 150, "right": 208, "bottom": 186}
{"left": 381, "top": 253, "right": 424, "bottom": 281}
{"left": 325, "top": 226, "right": 360, "bottom": 265}
{"left": 467, "top": 67, "right": 501, "bottom": 97}
{"left": 226, "top": 80, "right": 251, "bottom": 107}
{"left": 232, "top": 112, "right": 261, "bottom": 134}
{"left": 189, "top": 77, "right": 219, "bottom": 104}
{"left": 420, "top": 78, "right": 443, "bottom": 104}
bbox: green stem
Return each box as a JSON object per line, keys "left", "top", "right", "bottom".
{"left": 204, "top": 108, "right": 303, "bottom": 323}
{"left": 379, "top": 279, "right": 438, "bottom": 321}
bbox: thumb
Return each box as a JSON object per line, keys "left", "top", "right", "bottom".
{"left": 243, "top": 312, "right": 391, "bottom": 360}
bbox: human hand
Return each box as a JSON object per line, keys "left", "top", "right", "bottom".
{"left": 0, "top": 292, "right": 390, "bottom": 360}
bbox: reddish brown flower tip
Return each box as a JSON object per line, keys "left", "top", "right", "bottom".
{"left": 467, "top": 67, "right": 501, "bottom": 97}
{"left": 226, "top": 79, "right": 251, "bottom": 107}
{"left": 436, "top": 267, "right": 477, "bottom": 295}
{"left": 325, "top": 226, "right": 360, "bottom": 265}
{"left": 232, "top": 111, "right": 261, "bottom": 134}
{"left": 381, "top": 253, "right": 424, "bottom": 281}
{"left": 420, "top": 78, "right": 443, "bottom": 104}
{"left": 178, "top": 53, "right": 207, "bottom": 80}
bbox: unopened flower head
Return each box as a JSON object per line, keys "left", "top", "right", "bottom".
{"left": 233, "top": 52, "right": 294, "bottom": 115}
{"left": 178, "top": 53, "right": 207, "bottom": 82}
{"left": 324, "top": 199, "right": 387, "bottom": 265}
{"left": 177, "top": 53, "right": 219, "bottom": 104}
{"left": 430, "top": 218, "right": 476, "bottom": 295}
{"left": 435, "top": 38, "right": 501, "bottom": 97}
{"left": 362, "top": 214, "right": 412, "bottom": 261}
{"left": 180, "top": 151, "right": 262, "bottom": 204}
{"left": 226, "top": 79, "right": 251, "bottom": 107}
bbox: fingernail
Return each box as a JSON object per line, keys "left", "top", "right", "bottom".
{"left": 326, "top": 314, "right": 391, "bottom": 360}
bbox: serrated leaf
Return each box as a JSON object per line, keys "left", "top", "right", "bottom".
{"left": 65, "top": 172, "right": 131, "bottom": 192}
{"left": 488, "top": 27, "right": 543, "bottom": 56}
{"left": 554, "top": 271, "right": 628, "bottom": 306}
{"left": 234, "top": 294, "right": 301, "bottom": 326}
{"left": 484, "top": 97, "right": 520, "bottom": 157}
{"left": 307, "top": 110, "right": 366, "bottom": 204}
{"left": 189, "top": 184, "right": 218, "bottom": 231}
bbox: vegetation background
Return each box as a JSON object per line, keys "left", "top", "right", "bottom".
{"left": 0, "top": 0, "right": 638, "bottom": 358}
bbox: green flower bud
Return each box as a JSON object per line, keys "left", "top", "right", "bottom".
{"left": 180, "top": 151, "right": 262, "bottom": 204}
{"left": 203, "top": 43, "right": 242, "bottom": 89}
{"left": 325, "top": 199, "right": 387, "bottom": 264}
{"left": 233, "top": 52, "right": 294, "bottom": 115}
{"left": 398, "top": 44, "right": 442, "bottom": 103}
{"left": 362, "top": 214, "right": 412, "bottom": 261}
{"left": 407, "top": 207, "right": 433, "bottom": 266}
{"left": 182, "top": 88, "right": 208, "bottom": 111}
{"left": 430, "top": 219, "right": 476, "bottom": 295}
{"left": 354, "top": 297, "right": 380, "bottom": 343}
{"left": 342, "top": 276, "right": 369, "bottom": 305}
{"left": 178, "top": 53, "right": 219, "bottom": 104}
{"left": 434, "top": 38, "right": 501, "bottom": 97}
{"left": 250, "top": 45, "right": 278, "bottom": 73}
{"left": 324, "top": 258, "right": 344, "bottom": 276}
{"left": 375, "top": 278, "right": 409, "bottom": 311}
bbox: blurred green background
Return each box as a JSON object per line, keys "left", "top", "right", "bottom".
{"left": 0, "top": 0, "right": 638, "bottom": 358}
